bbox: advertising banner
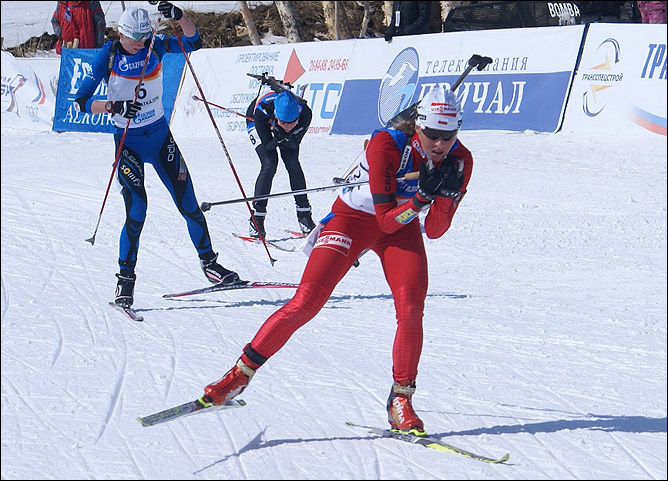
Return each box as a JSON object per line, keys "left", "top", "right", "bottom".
{"left": 170, "top": 39, "right": 356, "bottom": 138}
{"left": 171, "top": 25, "right": 585, "bottom": 138}
{"left": 332, "top": 25, "right": 585, "bottom": 134}
{"left": 562, "top": 23, "right": 667, "bottom": 137}
{"left": 52, "top": 47, "right": 185, "bottom": 133}
{"left": 1, "top": 51, "right": 59, "bottom": 131}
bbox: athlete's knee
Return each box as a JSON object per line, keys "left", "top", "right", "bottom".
{"left": 393, "top": 285, "right": 427, "bottom": 319}
{"left": 284, "top": 282, "right": 331, "bottom": 321}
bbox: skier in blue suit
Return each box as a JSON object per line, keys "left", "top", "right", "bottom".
{"left": 74, "top": 4, "right": 240, "bottom": 308}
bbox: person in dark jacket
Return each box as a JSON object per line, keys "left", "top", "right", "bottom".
{"left": 51, "top": 1, "right": 106, "bottom": 54}
{"left": 578, "top": 1, "right": 625, "bottom": 23}
{"left": 385, "top": 1, "right": 433, "bottom": 42}
{"left": 245, "top": 90, "right": 315, "bottom": 238}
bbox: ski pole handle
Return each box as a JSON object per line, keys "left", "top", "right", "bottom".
{"left": 452, "top": 54, "right": 493, "bottom": 91}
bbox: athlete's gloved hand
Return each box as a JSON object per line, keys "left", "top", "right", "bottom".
{"left": 437, "top": 154, "right": 464, "bottom": 199}
{"left": 112, "top": 100, "right": 142, "bottom": 119}
{"left": 413, "top": 162, "right": 443, "bottom": 209}
{"left": 158, "top": 1, "right": 183, "bottom": 20}
{"left": 275, "top": 135, "right": 298, "bottom": 150}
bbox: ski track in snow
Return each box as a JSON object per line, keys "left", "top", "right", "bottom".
{"left": 1, "top": 127, "right": 666, "bottom": 479}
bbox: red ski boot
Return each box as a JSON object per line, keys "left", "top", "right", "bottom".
{"left": 387, "top": 382, "right": 426, "bottom": 435}
{"left": 203, "top": 358, "right": 256, "bottom": 405}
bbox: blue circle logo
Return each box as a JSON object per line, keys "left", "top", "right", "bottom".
{"left": 378, "top": 48, "right": 420, "bottom": 125}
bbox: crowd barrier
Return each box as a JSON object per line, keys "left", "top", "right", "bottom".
{"left": 1, "top": 23, "right": 665, "bottom": 137}
{"left": 171, "top": 25, "right": 585, "bottom": 136}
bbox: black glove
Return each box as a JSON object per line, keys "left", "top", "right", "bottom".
{"left": 275, "top": 135, "right": 298, "bottom": 150}
{"left": 413, "top": 162, "right": 443, "bottom": 209}
{"left": 384, "top": 29, "right": 393, "bottom": 42}
{"left": 437, "top": 154, "right": 464, "bottom": 199}
{"left": 158, "top": 1, "right": 183, "bottom": 20}
{"left": 112, "top": 100, "right": 141, "bottom": 119}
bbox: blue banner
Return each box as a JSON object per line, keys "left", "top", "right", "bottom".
{"left": 53, "top": 47, "right": 184, "bottom": 133}
{"left": 331, "top": 72, "right": 572, "bottom": 135}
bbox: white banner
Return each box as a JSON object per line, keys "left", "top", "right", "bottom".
{"left": 1, "top": 51, "right": 60, "bottom": 131}
{"left": 171, "top": 39, "right": 356, "bottom": 138}
{"left": 171, "top": 25, "right": 585, "bottom": 137}
{"left": 562, "top": 23, "right": 667, "bottom": 137}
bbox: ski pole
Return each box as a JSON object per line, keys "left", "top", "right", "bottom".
{"left": 191, "top": 95, "right": 253, "bottom": 121}
{"left": 167, "top": 16, "right": 276, "bottom": 265}
{"left": 452, "top": 54, "right": 493, "bottom": 91}
{"left": 85, "top": 14, "right": 161, "bottom": 246}
{"left": 201, "top": 172, "right": 419, "bottom": 211}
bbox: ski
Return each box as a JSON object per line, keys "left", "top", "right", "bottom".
{"left": 137, "top": 397, "right": 246, "bottom": 427}
{"left": 285, "top": 230, "right": 307, "bottom": 238}
{"left": 108, "top": 301, "right": 144, "bottom": 322}
{"left": 163, "top": 280, "right": 299, "bottom": 298}
{"left": 346, "top": 422, "right": 510, "bottom": 464}
{"left": 233, "top": 233, "right": 299, "bottom": 252}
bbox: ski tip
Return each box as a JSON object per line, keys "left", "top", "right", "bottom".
{"left": 496, "top": 453, "right": 511, "bottom": 464}
{"left": 136, "top": 416, "right": 149, "bottom": 427}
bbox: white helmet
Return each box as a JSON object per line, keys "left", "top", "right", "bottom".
{"left": 415, "top": 87, "right": 462, "bottom": 132}
{"left": 118, "top": 6, "right": 152, "bottom": 41}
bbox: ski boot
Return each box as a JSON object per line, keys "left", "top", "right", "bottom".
{"left": 114, "top": 272, "right": 136, "bottom": 308}
{"left": 199, "top": 251, "right": 240, "bottom": 285}
{"left": 387, "top": 382, "right": 426, "bottom": 436}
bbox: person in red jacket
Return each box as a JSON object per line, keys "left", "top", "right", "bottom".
{"left": 200, "top": 86, "right": 473, "bottom": 436}
{"left": 51, "top": 1, "right": 106, "bottom": 54}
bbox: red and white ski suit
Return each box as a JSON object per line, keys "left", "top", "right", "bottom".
{"left": 245, "top": 129, "right": 473, "bottom": 384}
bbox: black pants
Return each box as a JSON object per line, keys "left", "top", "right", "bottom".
{"left": 252, "top": 144, "right": 309, "bottom": 212}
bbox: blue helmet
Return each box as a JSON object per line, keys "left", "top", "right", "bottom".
{"left": 273, "top": 92, "right": 301, "bottom": 122}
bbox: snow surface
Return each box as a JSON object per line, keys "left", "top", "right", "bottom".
{"left": 1, "top": 2, "right": 667, "bottom": 480}
{"left": 2, "top": 125, "right": 666, "bottom": 479}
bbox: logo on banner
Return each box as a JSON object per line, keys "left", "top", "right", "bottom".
{"left": 69, "top": 57, "right": 93, "bottom": 95}
{"left": 1, "top": 73, "right": 27, "bottom": 115}
{"left": 30, "top": 71, "right": 47, "bottom": 104}
{"left": 284, "top": 48, "right": 306, "bottom": 85}
{"left": 378, "top": 47, "right": 419, "bottom": 125}
{"left": 581, "top": 38, "right": 622, "bottom": 117}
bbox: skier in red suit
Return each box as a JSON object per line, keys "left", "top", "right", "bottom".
{"left": 202, "top": 86, "right": 473, "bottom": 435}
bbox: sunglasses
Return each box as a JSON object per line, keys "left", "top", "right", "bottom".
{"left": 421, "top": 127, "right": 458, "bottom": 141}
{"left": 126, "top": 31, "right": 152, "bottom": 41}
{"left": 277, "top": 118, "right": 298, "bottom": 125}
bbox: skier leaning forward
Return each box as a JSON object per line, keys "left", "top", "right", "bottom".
{"left": 202, "top": 86, "right": 473, "bottom": 435}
